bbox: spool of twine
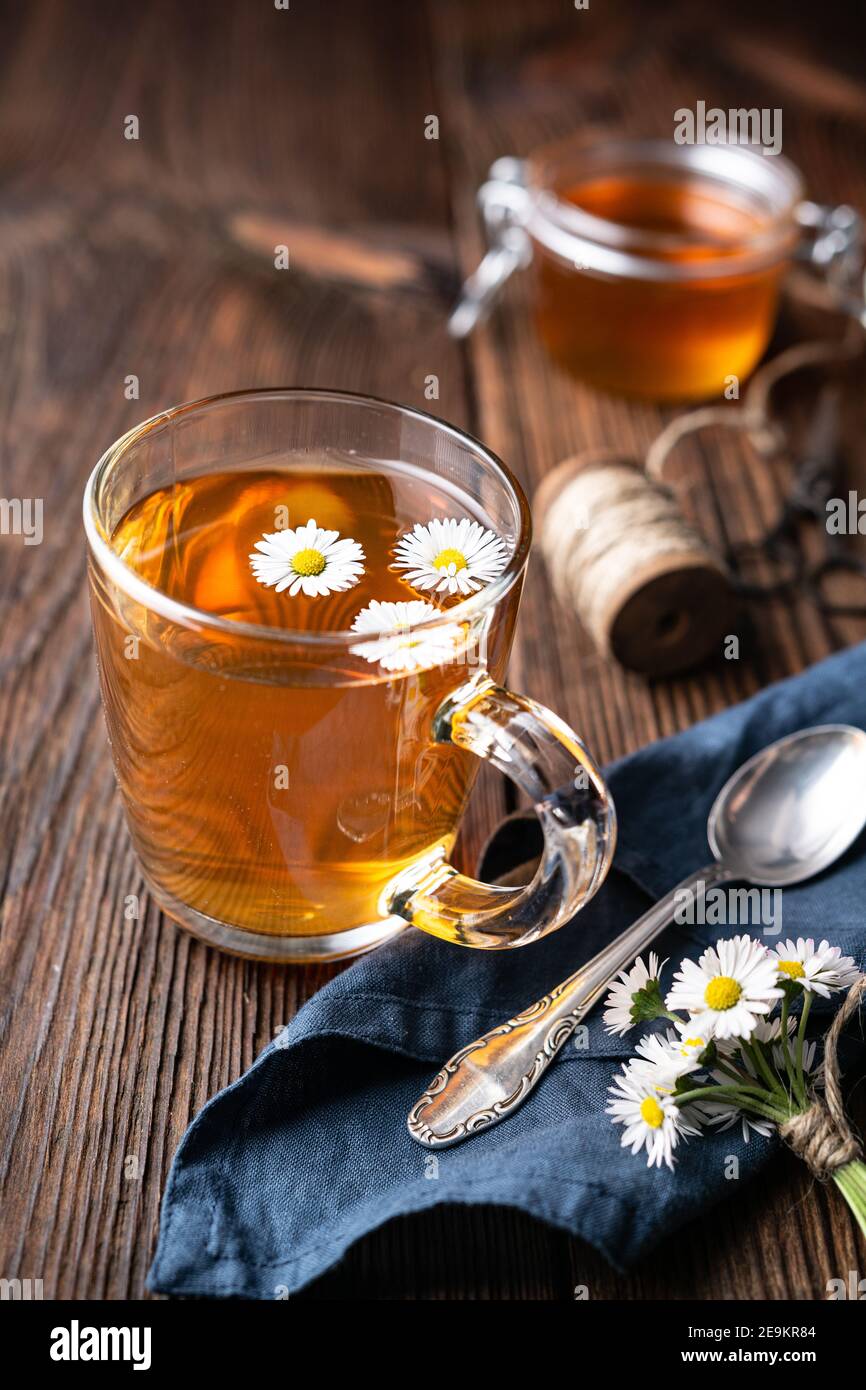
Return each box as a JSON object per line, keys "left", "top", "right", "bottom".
{"left": 780, "top": 974, "right": 866, "bottom": 1181}
{"left": 535, "top": 450, "right": 738, "bottom": 677}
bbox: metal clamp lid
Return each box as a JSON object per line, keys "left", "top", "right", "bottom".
{"left": 795, "top": 200, "right": 866, "bottom": 326}
{"left": 448, "top": 158, "right": 532, "bottom": 339}
{"left": 449, "top": 154, "right": 866, "bottom": 338}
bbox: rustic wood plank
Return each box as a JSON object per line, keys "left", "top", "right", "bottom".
{"left": 0, "top": 0, "right": 506, "bottom": 1301}
{"left": 410, "top": 0, "right": 866, "bottom": 1301}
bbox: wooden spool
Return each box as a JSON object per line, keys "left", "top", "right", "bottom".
{"left": 534, "top": 451, "right": 738, "bottom": 677}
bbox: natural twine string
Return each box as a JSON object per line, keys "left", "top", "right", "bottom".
{"left": 780, "top": 974, "right": 866, "bottom": 1181}
{"left": 645, "top": 332, "right": 864, "bottom": 482}
{"left": 538, "top": 457, "right": 725, "bottom": 656}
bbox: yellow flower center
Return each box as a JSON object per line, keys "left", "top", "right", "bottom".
{"left": 704, "top": 975, "right": 742, "bottom": 1011}
{"left": 777, "top": 960, "right": 805, "bottom": 980}
{"left": 640, "top": 1096, "right": 665, "bottom": 1129}
{"left": 433, "top": 547, "right": 467, "bottom": 572}
{"left": 291, "top": 547, "right": 326, "bottom": 577}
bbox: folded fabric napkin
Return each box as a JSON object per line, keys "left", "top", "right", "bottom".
{"left": 149, "top": 644, "right": 866, "bottom": 1297}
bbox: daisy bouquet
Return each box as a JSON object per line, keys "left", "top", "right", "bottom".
{"left": 604, "top": 935, "right": 866, "bottom": 1234}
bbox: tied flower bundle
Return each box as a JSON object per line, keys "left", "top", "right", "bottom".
{"left": 604, "top": 935, "right": 866, "bottom": 1234}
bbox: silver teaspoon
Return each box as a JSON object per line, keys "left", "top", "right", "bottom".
{"left": 407, "top": 724, "right": 866, "bottom": 1149}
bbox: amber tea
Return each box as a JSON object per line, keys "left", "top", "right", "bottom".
{"left": 85, "top": 391, "right": 613, "bottom": 962}
{"left": 90, "top": 460, "right": 520, "bottom": 953}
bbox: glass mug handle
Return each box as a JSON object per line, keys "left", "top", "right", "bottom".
{"left": 383, "top": 673, "right": 616, "bottom": 948}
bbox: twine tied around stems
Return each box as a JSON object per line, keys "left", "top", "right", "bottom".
{"left": 780, "top": 975, "right": 866, "bottom": 1181}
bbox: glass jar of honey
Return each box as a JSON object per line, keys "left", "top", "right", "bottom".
{"left": 450, "top": 136, "right": 862, "bottom": 402}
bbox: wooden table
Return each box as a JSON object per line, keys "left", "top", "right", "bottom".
{"left": 2, "top": 0, "right": 866, "bottom": 1300}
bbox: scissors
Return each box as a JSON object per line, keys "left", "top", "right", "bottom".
{"left": 730, "top": 382, "right": 866, "bottom": 615}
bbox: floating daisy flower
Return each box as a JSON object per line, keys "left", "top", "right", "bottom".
{"left": 350, "top": 599, "right": 464, "bottom": 673}
{"left": 665, "top": 935, "right": 783, "bottom": 1042}
{"left": 249, "top": 519, "right": 365, "bottom": 597}
{"left": 770, "top": 938, "right": 860, "bottom": 998}
{"left": 393, "top": 517, "right": 508, "bottom": 597}
{"left": 602, "top": 951, "right": 666, "bottom": 1036}
{"left": 606, "top": 1060, "right": 701, "bottom": 1170}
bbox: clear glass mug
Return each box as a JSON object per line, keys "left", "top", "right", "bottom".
{"left": 83, "top": 389, "right": 616, "bottom": 962}
{"left": 450, "top": 135, "right": 863, "bottom": 401}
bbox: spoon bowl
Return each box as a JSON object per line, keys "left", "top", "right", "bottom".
{"left": 708, "top": 724, "right": 866, "bottom": 887}
{"left": 408, "top": 722, "right": 866, "bottom": 1148}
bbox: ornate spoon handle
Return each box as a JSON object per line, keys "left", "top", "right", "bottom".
{"left": 407, "top": 864, "right": 728, "bottom": 1148}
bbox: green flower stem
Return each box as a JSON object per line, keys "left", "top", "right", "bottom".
{"left": 843, "top": 1161, "right": 866, "bottom": 1201}
{"left": 778, "top": 995, "right": 798, "bottom": 1103}
{"left": 674, "top": 1083, "right": 787, "bottom": 1125}
{"left": 741, "top": 1039, "right": 787, "bottom": 1101}
{"left": 795, "top": 993, "right": 812, "bottom": 1103}
{"left": 713, "top": 1057, "right": 756, "bottom": 1088}
{"left": 833, "top": 1160, "right": 866, "bottom": 1241}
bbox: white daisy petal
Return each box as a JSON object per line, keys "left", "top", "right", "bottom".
{"left": 606, "top": 1060, "right": 700, "bottom": 1170}
{"left": 696, "top": 1090, "right": 775, "bottom": 1142}
{"left": 665, "top": 935, "right": 783, "bottom": 1042}
{"left": 349, "top": 599, "right": 466, "bottom": 673}
{"left": 249, "top": 520, "right": 365, "bottom": 597}
{"left": 602, "top": 952, "right": 666, "bottom": 1036}
{"left": 771, "top": 937, "right": 860, "bottom": 997}
{"left": 392, "top": 516, "right": 509, "bottom": 597}
{"left": 632, "top": 1027, "right": 706, "bottom": 1085}
{"left": 771, "top": 1036, "right": 822, "bottom": 1084}
{"left": 716, "top": 1012, "right": 795, "bottom": 1058}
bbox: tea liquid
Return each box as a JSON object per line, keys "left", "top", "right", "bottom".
{"left": 90, "top": 462, "right": 517, "bottom": 946}
{"left": 534, "top": 172, "right": 786, "bottom": 399}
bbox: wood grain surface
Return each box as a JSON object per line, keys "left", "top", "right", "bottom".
{"left": 1, "top": 0, "right": 865, "bottom": 1300}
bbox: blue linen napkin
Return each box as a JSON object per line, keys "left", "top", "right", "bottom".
{"left": 149, "top": 643, "right": 866, "bottom": 1297}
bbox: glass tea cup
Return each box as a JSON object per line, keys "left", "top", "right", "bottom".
{"left": 450, "top": 134, "right": 863, "bottom": 401}
{"left": 83, "top": 389, "right": 616, "bottom": 963}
